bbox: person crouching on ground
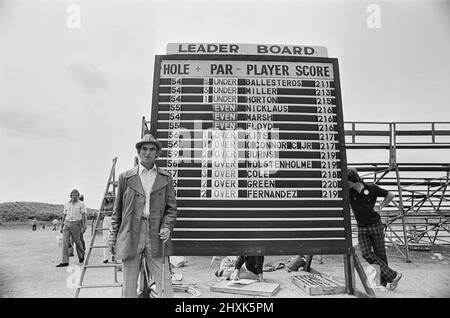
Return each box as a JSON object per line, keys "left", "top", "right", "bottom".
{"left": 347, "top": 167, "right": 403, "bottom": 291}
{"left": 56, "top": 189, "right": 86, "bottom": 267}
{"left": 230, "top": 255, "right": 265, "bottom": 282}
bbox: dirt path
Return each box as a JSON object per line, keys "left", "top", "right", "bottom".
{"left": 1, "top": 224, "right": 449, "bottom": 298}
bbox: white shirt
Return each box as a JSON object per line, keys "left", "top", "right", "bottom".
{"left": 64, "top": 200, "right": 87, "bottom": 221}
{"left": 139, "top": 163, "right": 157, "bottom": 216}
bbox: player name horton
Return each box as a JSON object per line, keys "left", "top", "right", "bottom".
{"left": 157, "top": 59, "right": 341, "bottom": 202}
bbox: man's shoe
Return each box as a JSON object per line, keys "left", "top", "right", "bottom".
{"left": 389, "top": 272, "right": 403, "bottom": 290}
{"left": 103, "top": 260, "right": 109, "bottom": 264}
{"left": 56, "top": 263, "right": 69, "bottom": 267}
{"left": 374, "top": 285, "right": 389, "bottom": 292}
{"left": 79, "top": 257, "right": 84, "bottom": 263}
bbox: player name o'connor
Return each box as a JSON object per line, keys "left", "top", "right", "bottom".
{"left": 167, "top": 43, "right": 328, "bottom": 57}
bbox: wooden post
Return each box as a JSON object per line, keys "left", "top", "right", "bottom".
{"left": 353, "top": 253, "right": 376, "bottom": 298}
{"left": 391, "top": 123, "right": 411, "bottom": 262}
{"left": 343, "top": 253, "right": 355, "bottom": 295}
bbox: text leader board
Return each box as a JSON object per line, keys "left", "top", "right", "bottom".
{"left": 150, "top": 44, "right": 352, "bottom": 256}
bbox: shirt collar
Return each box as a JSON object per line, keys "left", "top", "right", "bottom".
{"left": 139, "top": 163, "right": 157, "bottom": 175}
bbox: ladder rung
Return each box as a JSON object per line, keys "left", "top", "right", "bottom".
{"left": 78, "top": 283, "right": 122, "bottom": 289}
{"left": 94, "top": 228, "right": 111, "bottom": 231}
{"left": 84, "top": 264, "right": 122, "bottom": 268}
{"left": 89, "top": 245, "right": 109, "bottom": 249}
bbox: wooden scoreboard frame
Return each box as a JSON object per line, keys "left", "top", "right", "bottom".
{"left": 150, "top": 54, "right": 353, "bottom": 257}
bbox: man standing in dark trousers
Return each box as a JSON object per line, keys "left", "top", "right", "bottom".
{"left": 347, "top": 167, "right": 403, "bottom": 291}
{"left": 56, "top": 189, "right": 86, "bottom": 267}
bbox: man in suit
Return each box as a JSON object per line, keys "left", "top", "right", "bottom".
{"left": 109, "top": 133, "right": 177, "bottom": 298}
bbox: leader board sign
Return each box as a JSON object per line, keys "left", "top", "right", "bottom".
{"left": 150, "top": 45, "right": 351, "bottom": 255}
{"left": 167, "top": 43, "right": 328, "bottom": 57}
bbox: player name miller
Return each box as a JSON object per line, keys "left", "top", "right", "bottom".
{"left": 245, "top": 87, "right": 277, "bottom": 94}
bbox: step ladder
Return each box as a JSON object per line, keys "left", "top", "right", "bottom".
{"left": 74, "top": 157, "right": 122, "bottom": 297}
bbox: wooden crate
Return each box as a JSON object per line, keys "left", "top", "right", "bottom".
{"left": 211, "top": 280, "right": 280, "bottom": 297}
{"left": 292, "top": 273, "right": 346, "bottom": 296}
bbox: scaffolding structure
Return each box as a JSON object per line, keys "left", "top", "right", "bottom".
{"left": 345, "top": 122, "right": 450, "bottom": 262}
{"left": 142, "top": 117, "right": 450, "bottom": 262}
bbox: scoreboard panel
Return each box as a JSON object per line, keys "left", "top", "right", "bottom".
{"left": 150, "top": 54, "right": 352, "bottom": 255}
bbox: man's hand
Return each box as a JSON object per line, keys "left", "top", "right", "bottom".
{"left": 81, "top": 226, "right": 87, "bottom": 234}
{"left": 374, "top": 205, "right": 381, "bottom": 213}
{"left": 230, "top": 269, "right": 240, "bottom": 281}
{"left": 159, "top": 227, "right": 171, "bottom": 242}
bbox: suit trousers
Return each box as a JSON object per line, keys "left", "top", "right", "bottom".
{"left": 62, "top": 220, "right": 85, "bottom": 263}
{"left": 121, "top": 219, "right": 173, "bottom": 298}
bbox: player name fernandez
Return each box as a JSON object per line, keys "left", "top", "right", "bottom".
{"left": 247, "top": 189, "right": 299, "bottom": 198}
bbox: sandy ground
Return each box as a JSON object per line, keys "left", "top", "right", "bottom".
{"left": 0, "top": 224, "right": 449, "bottom": 298}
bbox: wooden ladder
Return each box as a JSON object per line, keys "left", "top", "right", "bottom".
{"left": 74, "top": 157, "right": 122, "bottom": 297}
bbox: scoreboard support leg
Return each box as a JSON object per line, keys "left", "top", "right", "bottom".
{"left": 351, "top": 250, "right": 377, "bottom": 298}
{"left": 343, "top": 253, "right": 355, "bottom": 295}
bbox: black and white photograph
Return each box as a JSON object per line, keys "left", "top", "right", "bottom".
{"left": 0, "top": 0, "right": 449, "bottom": 304}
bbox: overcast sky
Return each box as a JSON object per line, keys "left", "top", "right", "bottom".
{"left": 0, "top": 0, "right": 449, "bottom": 208}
